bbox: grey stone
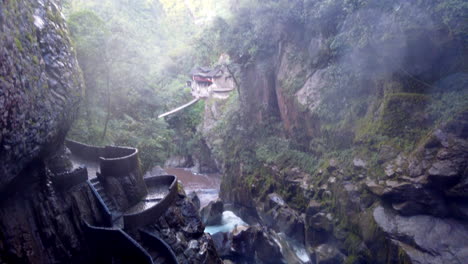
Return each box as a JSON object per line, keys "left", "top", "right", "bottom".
{"left": 315, "top": 244, "right": 345, "bottom": 264}
{"left": 353, "top": 158, "right": 367, "bottom": 169}
{"left": 267, "top": 193, "right": 286, "bottom": 210}
{"left": 427, "top": 160, "right": 461, "bottom": 188}
{"left": 373, "top": 206, "right": 468, "bottom": 264}
{"left": 188, "top": 191, "right": 201, "bottom": 211}
{"left": 327, "top": 159, "right": 338, "bottom": 172}
{"left": 200, "top": 198, "right": 224, "bottom": 226}
{"left": 231, "top": 226, "right": 285, "bottom": 264}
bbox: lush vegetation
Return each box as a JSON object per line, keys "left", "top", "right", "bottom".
{"left": 64, "top": 0, "right": 467, "bottom": 179}
{"left": 64, "top": 0, "right": 230, "bottom": 171}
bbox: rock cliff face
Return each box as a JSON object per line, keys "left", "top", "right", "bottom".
{"left": 200, "top": 1, "right": 468, "bottom": 263}
{"left": 0, "top": 0, "right": 83, "bottom": 191}
{"left": 0, "top": 1, "right": 91, "bottom": 262}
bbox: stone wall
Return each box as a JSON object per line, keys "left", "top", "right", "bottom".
{"left": 66, "top": 140, "right": 148, "bottom": 211}
{"left": 66, "top": 139, "right": 104, "bottom": 160}
{"left": 123, "top": 175, "right": 178, "bottom": 229}
{"left": 83, "top": 221, "right": 153, "bottom": 264}
{"left": 0, "top": 162, "right": 107, "bottom": 263}
{"left": 99, "top": 146, "right": 148, "bottom": 211}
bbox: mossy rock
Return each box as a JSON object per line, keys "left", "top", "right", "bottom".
{"left": 379, "top": 93, "right": 431, "bottom": 137}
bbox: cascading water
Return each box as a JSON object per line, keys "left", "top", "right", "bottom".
{"left": 205, "top": 211, "right": 248, "bottom": 234}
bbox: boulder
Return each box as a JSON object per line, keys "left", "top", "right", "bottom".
{"left": 231, "top": 226, "right": 285, "bottom": 264}
{"left": 266, "top": 193, "right": 286, "bottom": 211}
{"left": 449, "top": 201, "right": 468, "bottom": 221}
{"left": 353, "top": 158, "right": 367, "bottom": 169}
{"left": 201, "top": 199, "right": 224, "bottom": 225}
{"left": 327, "top": 159, "right": 338, "bottom": 172}
{"left": 367, "top": 179, "right": 448, "bottom": 217}
{"left": 446, "top": 174, "right": 468, "bottom": 198}
{"left": 305, "top": 212, "right": 333, "bottom": 247}
{"left": 188, "top": 191, "right": 201, "bottom": 211}
{"left": 306, "top": 200, "right": 322, "bottom": 216}
{"left": 211, "top": 232, "right": 232, "bottom": 257}
{"left": 264, "top": 205, "right": 305, "bottom": 244}
{"left": 373, "top": 206, "right": 468, "bottom": 264}
{"left": 0, "top": 0, "right": 83, "bottom": 191}
{"left": 315, "top": 244, "right": 345, "bottom": 264}
{"left": 427, "top": 160, "right": 462, "bottom": 188}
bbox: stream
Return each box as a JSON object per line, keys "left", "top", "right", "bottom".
{"left": 164, "top": 167, "right": 310, "bottom": 263}
{"left": 164, "top": 167, "right": 221, "bottom": 208}
{"left": 164, "top": 168, "right": 249, "bottom": 234}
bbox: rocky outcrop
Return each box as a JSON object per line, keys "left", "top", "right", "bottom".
{"left": 0, "top": 161, "right": 106, "bottom": 263}
{"left": 0, "top": 1, "right": 222, "bottom": 263}
{"left": 0, "top": 0, "right": 83, "bottom": 191}
{"left": 373, "top": 206, "right": 468, "bottom": 264}
{"left": 0, "top": 0, "right": 88, "bottom": 262}
{"left": 366, "top": 112, "right": 468, "bottom": 218}
{"left": 143, "top": 186, "right": 223, "bottom": 264}
{"left": 200, "top": 198, "right": 224, "bottom": 226}
{"left": 260, "top": 193, "right": 305, "bottom": 243}
{"left": 198, "top": 1, "right": 467, "bottom": 263}
{"left": 211, "top": 226, "right": 285, "bottom": 264}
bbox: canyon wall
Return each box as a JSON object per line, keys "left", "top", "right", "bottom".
{"left": 0, "top": 0, "right": 83, "bottom": 191}
{"left": 202, "top": 1, "right": 468, "bottom": 263}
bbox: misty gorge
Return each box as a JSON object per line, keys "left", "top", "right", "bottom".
{"left": 0, "top": 0, "right": 467, "bottom": 263}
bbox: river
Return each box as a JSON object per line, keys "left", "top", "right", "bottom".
{"left": 164, "top": 168, "right": 221, "bottom": 208}
{"left": 164, "top": 167, "right": 309, "bottom": 263}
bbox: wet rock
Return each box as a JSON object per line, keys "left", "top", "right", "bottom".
{"left": 353, "top": 158, "right": 367, "bottom": 169}
{"left": 45, "top": 146, "right": 73, "bottom": 173}
{"left": 266, "top": 192, "right": 286, "bottom": 210}
{"left": 373, "top": 206, "right": 468, "bottom": 264}
{"left": 188, "top": 191, "right": 201, "bottom": 211}
{"left": 327, "top": 159, "right": 338, "bottom": 172}
{"left": 306, "top": 200, "right": 322, "bottom": 216}
{"left": 201, "top": 198, "right": 224, "bottom": 225}
{"left": 427, "top": 160, "right": 461, "bottom": 188}
{"left": 384, "top": 164, "right": 396, "bottom": 177}
{"left": 446, "top": 174, "right": 468, "bottom": 198}
{"left": 365, "top": 179, "right": 385, "bottom": 196}
{"left": 231, "top": 226, "right": 285, "bottom": 264}
{"left": 367, "top": 179, "right": 448, "bottom": 217}
{"left": 305, "top": 212, "right": 333, "bottom": 247}
{"left": 449, "top": 201, "right": 468, "bottom": 221}
{"left": 262, "top": 193, "right": 305, "bottom": 241}
{"left": 211, "top": 232, "right": 233, "bottom": 257}
{"left": 315, "top": 244, "right": 345, "bottom": 264}
{"left": 0, "top": 0, "right": 83, "bottom": 191}
{"left": 154, "top": 195, "right": 222, "bottom": 263}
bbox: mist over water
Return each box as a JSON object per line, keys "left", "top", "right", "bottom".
{"left": 205, "top": 211, "right": 248, "bottom": 234}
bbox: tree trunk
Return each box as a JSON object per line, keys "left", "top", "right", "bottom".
{"left": 101, "top": 67, "right": 111, "bottom": 141}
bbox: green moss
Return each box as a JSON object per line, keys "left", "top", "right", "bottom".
{"left": 344, "top": 255, "right": 359, "bottom": 264}
{"left": 379, "top": 93, "right": 430, "bottom": 137}
{"left": 398, "top": 247, "right": 412, "bottom": 264}
{"left": 32, "top": 55, "right": 39, "bottom": 64}
{"left": 27, "top": 33, "right": 36, "bottom": 43}
{"left": 281, "top": 70, "right": 308, "bottom": 96}
{"left": 14, "top": 37, "right": 23, "bottom": 52}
